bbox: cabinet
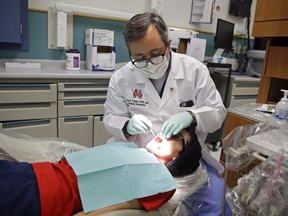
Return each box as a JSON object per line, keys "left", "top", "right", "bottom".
{"left": 210, "top": 73, "right": 260, "bottom": 108}
{"left": 57, "top": 81, "right": 111, "bottom": 147}
{"left": 252, "top": 0, "right": 288, "bottom": 104}
{"left": 0, "top": 84, "right": 57, "bottom": 137}
{"left": 253, "top": 0, "right": 288, "bottom": 37}
{"left": 0, "top": 80, "right": 112, "bottom": 147}
{"left": 221, "top": 112, "right": 264, "bottom": 188}
{"left": 0, "top": 0, "right": 29, "bottom": 50}
{"left": 222, "top": 0, "right": 288, "bottom": 187}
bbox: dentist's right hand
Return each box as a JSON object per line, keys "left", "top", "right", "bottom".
{"left": 126, "top": 114, "right": 152, "bottom": 135}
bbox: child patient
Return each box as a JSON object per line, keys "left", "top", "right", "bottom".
{"left": 0, "top": 126, "right": 202, "bottom": 216}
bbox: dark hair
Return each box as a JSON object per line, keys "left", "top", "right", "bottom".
{"left": 123, "top": 12, "right": 168, "bottom": 48}
{"left": 166, "top": 126, "right": 202, "bottom": 177}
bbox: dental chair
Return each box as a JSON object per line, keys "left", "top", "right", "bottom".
{"left": 0, "top": 130, "right": 209, "bottom": 216}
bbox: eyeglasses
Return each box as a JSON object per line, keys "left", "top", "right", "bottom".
{"left": 172, "top": 133, "right": 185, "bottom": 152}
{"left": 129, "top": 47, "right": 167, "bottom": 69}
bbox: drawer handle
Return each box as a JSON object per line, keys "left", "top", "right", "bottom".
{"left": 0, "top": 83, "right": 51, "bottom": 89}
{"left": 94, "top": 115, "right": 104, "bottom": 121}
{"left": 64, "top": 99, "right": 106, "bottom": 105}
{"left": 0, "top": 102, "right": 51, "bottom": 107}
{"left": 1, "top": 119, "right": 51, "bottom": 128}
{"left": 64, "top": 116, "right": 89, "bottom": 122}
{"left": 64, "top": 83, "right": 109, "bottom": 88}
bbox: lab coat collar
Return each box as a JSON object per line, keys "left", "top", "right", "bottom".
{"left": 170, "top": 51, "right": 185, "bottom": 80}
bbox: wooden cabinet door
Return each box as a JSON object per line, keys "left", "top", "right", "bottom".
{"left": 254, "top": 0, "right": 288, "bottom": 21}
{"left": 253, "top": 0, "right": 288, "bottom": 37}
{"left": 265, "top": 46, "right": 288, "bottom": 79}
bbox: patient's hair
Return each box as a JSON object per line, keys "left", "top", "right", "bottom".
{"left": 166, "top": 126, "right": 202, "bottom": 177}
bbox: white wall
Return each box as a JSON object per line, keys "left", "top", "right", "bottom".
{"left": 29, "top": 0, "right": 257, "bottom": 36}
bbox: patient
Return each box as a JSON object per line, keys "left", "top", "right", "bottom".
{"left": 0, "top": 126, "right": 202, "bottom": 216}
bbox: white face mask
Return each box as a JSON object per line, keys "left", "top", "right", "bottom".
{"left": 138, "top": 55, "right": 169, "bottom": 79}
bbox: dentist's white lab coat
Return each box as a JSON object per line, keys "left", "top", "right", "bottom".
{"left": 104, "top": 51, "right": 227, "bottom": 173}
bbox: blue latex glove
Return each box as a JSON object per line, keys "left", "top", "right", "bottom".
{"left": 127, "top": 114, "right": 152, "bottom": 135}
{"left": 161, "top": 112, "right": 193, "bottom": 139}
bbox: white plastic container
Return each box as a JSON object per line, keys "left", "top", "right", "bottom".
{"left": 275, "top": 89, "right": 288, "bottom": 120}
{"left": 66, "top": 49, "right": 80, "bottom": 70}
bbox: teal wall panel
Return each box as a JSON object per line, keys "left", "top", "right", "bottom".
{"left": 0, "top": 11, "right": 129, "bottom": 62}
{"left": 0, "top": 11, "right": 251, "bottom": 63}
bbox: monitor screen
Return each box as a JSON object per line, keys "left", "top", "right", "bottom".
{"left": 214, "top": 19, "right": 235, "bottom": 50}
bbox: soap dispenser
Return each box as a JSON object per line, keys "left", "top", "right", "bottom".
{"left": 275, "top": 89, "right": 288, "bottom": 120}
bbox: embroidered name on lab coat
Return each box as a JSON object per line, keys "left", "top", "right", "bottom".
{"left": 126, "top": 98, "right": 149, "bottom": 107}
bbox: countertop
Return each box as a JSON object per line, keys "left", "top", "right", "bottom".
{"left": 228, "top": 103, "right": 275, "bottom": 123}
{"left": 213, "top": 72, "right": 261, "bottom": 82}
{"left": 0, "top": 59, "right": 127, "bottom": 80}
{"left": 0, "top": 59, "right": 261, "bottom": 82}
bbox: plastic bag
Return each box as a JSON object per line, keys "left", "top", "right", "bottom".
{"left": 0, "top": 129, "right": 86, "bottom": 163}
{"left": 226, "top": 152, "right": 288, "bottom": 216}
{"left": 159, "top": 162, "right": 209, "bottom": 216}
{"left": 222, "top": 122, "right": 276, "bottom": 170}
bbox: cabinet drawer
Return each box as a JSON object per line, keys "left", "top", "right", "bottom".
{"left": 0, "top": 102, "right": 57, "bottom": 121}
{"left": 58, "top": 81, "right": 109, "bottom": 92}
{"left": 0, "top": 84, "right": 57, "bottom": 103}
{"left": 58, "top": 116, "right": 93, "bottom": 147}
{"left": 231, "top": 83, "right": 259, "bottom": 95}
{"left": 58, "top": 91, "right": 107, "bottom": 100}
{"left": 58, "top": 99, "right": 105, "bottom": 117}
{"left": 0, "top": 118, "right": 57, "bottom": 137}
{"left": 229, "top": 96, "right": 257, "bottom": 108}
{"left": 265, "top": 46, "right": 288, "bottom": 79}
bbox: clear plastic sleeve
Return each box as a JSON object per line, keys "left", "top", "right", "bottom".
{"left": 226, "top": 152, "right": 288, "bottom": 216}
{"left": 159, "top": 162, "right": 209, "bottom": 216}
{"left": 222, "top": 122, "right": 276, "bottom": 170}
{"left": 0, "top": 129, "right": 86, "bottom": 163}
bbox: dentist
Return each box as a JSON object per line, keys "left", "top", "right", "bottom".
{"left": 103, "top": 12, "right": 230, "bottom": 215}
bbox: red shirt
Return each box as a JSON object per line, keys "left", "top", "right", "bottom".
{"left": 32, "top": 159, "right": 175, "bottom": 215}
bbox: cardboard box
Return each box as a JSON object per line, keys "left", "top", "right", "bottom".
{"left": 168, "top": 27, "right": 198, "bottom": 51}
{"left": 85, "top": 28, "right": 114, "bottom": 46}
{"left": 86, "top": 45, "right": 116, "bottom": 71}
{"left": 178, "top": 38, "right": 207, "bottom": 62}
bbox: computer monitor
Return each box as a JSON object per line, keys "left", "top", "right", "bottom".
{"left": 214, "top": 19, "right": 235, "bottom": 51}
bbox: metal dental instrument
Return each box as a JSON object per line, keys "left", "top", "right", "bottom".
{"left": 150, "top": 128, "right": 163, "bottom": 143}
{"left": 150, "top": 128, "right": 157, "bottom": 137}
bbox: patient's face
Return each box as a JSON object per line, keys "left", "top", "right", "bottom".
{"left": 146, "top": 130, "right": 190, "bottom": 164}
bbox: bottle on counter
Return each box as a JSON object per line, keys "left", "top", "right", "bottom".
{"left": 274, "top": 89, "right": 288, "bottom": 121}
{"left": 66, "top": 49, "right": 80, "bottom": 70}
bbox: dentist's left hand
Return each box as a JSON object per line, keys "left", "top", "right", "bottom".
{"left": 126, "top": 114, "right": 152, "bottom": 135}
{"left": 160, "top": 112, "right": 193, "bottom": 139}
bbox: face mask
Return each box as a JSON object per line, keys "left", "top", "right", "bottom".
{"left": 138, "top": 55, "right": 169, "bottom": 79}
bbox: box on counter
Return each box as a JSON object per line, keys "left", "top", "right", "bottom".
{"left": 85, "top": 28, "right": 115, "bottom": 71}
{"left": 86, "top": 45, "right": 116, "bottom": 71}
{"left": 85, "top": 28, "right": 114, "bottom": 46}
